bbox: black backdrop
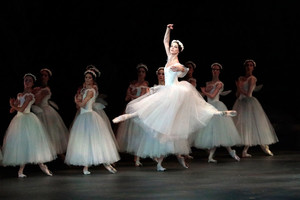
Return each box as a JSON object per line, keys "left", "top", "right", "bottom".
{"left": 1, "top": 1, "right": 300, "bottom": 149}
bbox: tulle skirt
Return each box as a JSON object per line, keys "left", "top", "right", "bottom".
{"left": 125, "top": 82, "right": 219, "bottom": 141}
{"left": 232, "top": 96, "right": 278, "bottom": 146}
{"left": 193, "top": 101, "right": 242, "bottom": 149}
{"left": 116, "top": 118, "right": 144, "bottom": 155}
{"left": 65, "top": 111, "right": 120, "bottom": 166}
{"left": 136, "top": 128, "right": 191, "bottom": 158}
{"left": 35, "top": 105, "right": 69, "bottom": 154}
{"left": 2, "top": 112, "right": 57, "bottom": 166}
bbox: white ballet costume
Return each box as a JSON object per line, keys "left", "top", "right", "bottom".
{"left": 193, "top": 81, "right": 241, "bottom": 149}
{"left": 33, "top": 87, "right": 69, "bottom": 154}
{"left": 124, "top": 63, "right": 220, "bottom": 141}
{"left": 116, "top": 85, "right": 149, "bottom": 155}
{"left": 65, "top": 88, "right": 120, "bottom": 166}
{"left": 135, "top": 83, "right": 191, "bottom": 159}
{"left": 232, "top": 76, "right": 278, "bottom": 146}
{"left": 2, "top": 93, "right": 57, "bottom": 166}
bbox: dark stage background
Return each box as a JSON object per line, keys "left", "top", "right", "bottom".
{"left": 1, "top": 1, "right": 299, "bottom": 149}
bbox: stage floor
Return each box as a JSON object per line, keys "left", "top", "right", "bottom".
{"left": 1, "top": 148, "right": 300, "bottom": 200}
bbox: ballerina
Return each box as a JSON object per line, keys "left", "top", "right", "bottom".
{"left": 65, "top": 67, "right": 120, "bottom": 174}
{"left": 113, "top": 24, "right": 236, "bottom": 170}
{"left": 193, "top": 63, "right": 241, "bottom": 163}
{"left": 2, "top": 73, "right": 56, "bottom": 178}
{"left": 233, "top": 59, "right": 278, "bottom": 157}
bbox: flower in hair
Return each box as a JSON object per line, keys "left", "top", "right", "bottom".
{"left": 244, "top": 59, "right": 256, "bottom": 67}
{"left": 211, "top": 63, "right": 223, "bottom": 69}
{"left": 171, "top": 40, "right": 184, "bottom": 52}
{"left": 136, "top": 63, "right": 148, "bottom": 71}
{"left": 24, "top": 73, "right": 37, "bottom": 81}
{"left": 40, "top": 68, "right": 52, "bottom": 76}
{"left": 86, "top": 65, "right": 101, "bottom": 77}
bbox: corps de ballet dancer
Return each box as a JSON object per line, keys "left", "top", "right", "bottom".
{"left": 32, "top": 68, "right": 69, "bottom": 159}
{"left": 116, "top": 63, "right": 150, "bottom": 167}
{"left": 233, "top": 59, "right": 278, "bottom": 157}
{"left": 113, "top": 24, "right": 237, "bottom": 171}
{"left": 193, "top": 63, "right": 241, "bottom": 163}
{"left": 2, "top": 73, "right": 56, "bottom": 178}
{"left": 65, "top": 67, "right": 120, "bottom": 175}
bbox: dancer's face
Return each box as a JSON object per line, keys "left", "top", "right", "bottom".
{"left": 157, "top": 69, "right": 164, "bottom": 82}
{"left": 137, "top": 68, "right": 146, "bottom": 79}
{"left": 170, "top": 42, "right": 180, "bottom": 54}
{"left": 40, "top": 70, "right": 49, "bottom": 85}
{"left": 24, "top": 76, "right": 34, "bottom": 89}
{"left": 211, "top": 65, "right": 221, "bottom": 76}
{"left": 245, "top": 61, "right": 255, "bottom": 73}
{"left": 84, "top": 73, "right": 94, "bottom": 86}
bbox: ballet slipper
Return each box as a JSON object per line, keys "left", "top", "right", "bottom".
{"left": 83, "top": 170, "right": 91, "bottom": 175}
{"left": 177, "top": 156, "right": 189, "bottom": 168}
{"left": 208, "top": 158, "right": 217, "bottom": 163}
{"left": 261, "top": 145, "right": 274, "bottom": 156}
{"left": 135, "top": 160, "right": 143, "bottom": 167}
{"left": 221, "top": 110, "right": 237, "bottom": 117}
{"left": 156, "top": 164, "right": 166, "bottom": 172}
{"left": 18, "top": 173, "right": 27, "bottom": 178}
{"left": 242, "top": 152, "right": 252, "bottom": 158}
{"left": 40, "top": 164, "right": 53, "bottom": 176}
{"left": 229, "top": 150, "right": 240, "bottom": 161}
{"left": 104, "top": 164, "right": 117, "bottom": 174}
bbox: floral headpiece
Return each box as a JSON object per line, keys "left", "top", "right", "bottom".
{"left": 86, "top": 65, "right": 101, "bottom": 77}
{"left": 156, "top": 67, "right": 164, "bottom": 75}
{"left": 171, "top": 40, "right": 184, "bottom": 52}
{"left": 84, "top": 69, "right": 98, "bottom": 78}
{"left": 211, "top": 63, "right": 223, "bottom": 69}
{"left": 24, "top": 73, "right": 37, "bottom": 82}
{"left": 185, "top": 61, "right": 196, "bottom": 69}
{"left": 243, "top": 59, "right": 256, "bottom": 67}
{"left": 40, "top": 68, "right": 52, "bottom": 76}
{"left": 136, "top": 63, "right": 148, "bottom": 71}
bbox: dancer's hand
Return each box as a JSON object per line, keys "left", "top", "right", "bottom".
{"left": 167, "top": 24, "right": 173, "bottom": 29}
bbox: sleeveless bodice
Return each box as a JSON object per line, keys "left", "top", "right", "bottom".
{"left": 80, "top": 88, "right": 96, "bottom": 114}
{"left": 164, "top": 63, "right": 188, "bottom": 86}
{"left": 17, "top": 93, "right": 35, "bottom": 114}
{"left": 206, "top": 81, "right": 224, "bottom": 103}
{"left": 239, "top": 76, "right": 257, "bottom": 98}
{"left": 39, "top": 87, "right": 51, "bottom": 107}
{"left": 129, "top": 85, "right": 149, "bottom": 97}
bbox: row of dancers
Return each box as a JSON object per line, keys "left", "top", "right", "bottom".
{"left": 0, "top": 24, "right": 278, "bottom": 177}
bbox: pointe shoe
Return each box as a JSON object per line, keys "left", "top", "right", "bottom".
{"left": 208, "top": 158, "right": 217, "bottom": 163}
{"left": 104, "top": 164, "right": 117, "bottom": 174}
{"left": 221, "top": 110, "right": 237, "bottom": 117}
{"left": 135, "top": 160, "right": 143, "bottom": 167}
{"left": 185, "top": 155, "right": 194, "bottom": 159}
{"left": 242, "top": 152, "right": 252, "bottom": 158}
{"left": 177, "top": 157, "right": 189, "bottom": 168}
{"left": 83, "top": 170, "right": 91, "bottom": 175}
{"left": 18, "top": 173, "right": 27, "bottom": 178}
{"left": 229, "top": 150, "right": 240, "bottom": 161}
{"left": 112, "top": 115, "right": 127, "bottom": 123}
{"left": 157, "top": 164, "right": 166, "bottom": 172}
{"left": 262, "top": 145, "right": 274, "bottom": 156}
{"left": 40, "top": 165, "right": 53, "bottom": 176}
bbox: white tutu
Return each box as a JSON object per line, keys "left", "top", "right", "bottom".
{"left": 116, "top": 118, "right": 144, "bottom": 155}
{"left": 2, "top": 112, "right": 57, "bottom": 166}
{"left": 136, "top": 128, "right": 191, "bottom": 158}
{"left": 193, "top": 101, "right": 242, "bottom": 149}
{"left": 233, "top": 96, "right": 278, "bottom": 146}
{"left": 65, "top": 88, "right": 120, "bottom": 166}
{"left": 125, "top": 80, "right": 218, "bottom": 141}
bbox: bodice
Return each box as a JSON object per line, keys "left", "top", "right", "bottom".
{"left": 239, "top": 76, "right": 257, "bottom": 98}
{"left": 164, "top": 63, "right": 188, "bottom": 86}
{"left": 39, "top": 87, "right": 51, "bottom": 107}
{"left": 129, "top": 85, "right": 149, "bottom": 97}
{"left": 206, "top": 81, "right": 224, "bottom": 103}
{"left": 80, "top": 88, "right": 97, "bottom": 114}
{"left": 17, "top": 93, "right": 35, "bottom": 114}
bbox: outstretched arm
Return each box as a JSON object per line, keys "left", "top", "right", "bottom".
{"left": 164, "top": 24, "right": 173, "bottom": 56}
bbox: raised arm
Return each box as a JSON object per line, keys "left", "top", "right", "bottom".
{"left": 164, "top": 24, "right": 173, "bottom": 56}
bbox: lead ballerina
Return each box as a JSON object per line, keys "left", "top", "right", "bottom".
{"left": 113, "top": 24, "right": 236, "bottom": 152}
